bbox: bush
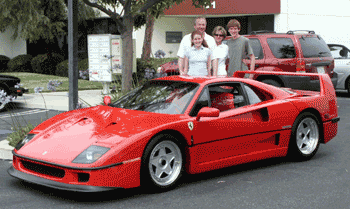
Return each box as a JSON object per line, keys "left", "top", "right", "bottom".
{"left": 136, "top": 57, "right": 177, "bottom": 80}
{"left": 7, "top": 54, "right": 33, "bottom": 72}
{"left": 55, "top": 59, "right": 69, "bottom": 77}
{"left": 136, "top": 58, "right": 156, "bottom": 73}
{"left": 0, "top": 55, "right": 10, "bottom": 72}
{"left": 31, "top": 53, "right": 64, "bottom": 75}
{"left": 55, "top": 58, "right": 89, "bottom": 78}
{"left": 78, "top": 58, "right": 89, "bottom": 72}
{"left": 7, "top": 122, "right": 35, "bottom": 147}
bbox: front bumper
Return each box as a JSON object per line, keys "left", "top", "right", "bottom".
{"left": 9, "top": 152, "right": 142, "bottom": 192}
{"left": 8, "top": 166, "right": 116, "bottom": 192}
{"left": 9, "top": 87, "right": 29, "bottom": 97}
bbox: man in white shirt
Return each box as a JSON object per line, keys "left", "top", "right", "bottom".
{"left": 177, "top": 16, "right": 216, "bottom": 75}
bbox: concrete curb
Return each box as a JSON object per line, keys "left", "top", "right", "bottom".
{"left": 0, "top": 140, "right": 13, "bottom": 161}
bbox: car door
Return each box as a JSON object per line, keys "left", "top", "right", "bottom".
{"left": 328, "top": 44, "right": 350, "bottom": 90}
{"left": 190, "top": 82, "right": 297, "bottom": 164}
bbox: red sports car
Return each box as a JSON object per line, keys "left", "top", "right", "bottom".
{"left": 8, "top": 71, "right": 339, "bottom": 192}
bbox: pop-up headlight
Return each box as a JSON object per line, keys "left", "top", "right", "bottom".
{"left": 15, "top": 134, "right": 36, "bottom": 151}
{"left": 72, "top": 145, "right": 110, "bottom": 164}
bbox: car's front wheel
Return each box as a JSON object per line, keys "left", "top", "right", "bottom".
{"left": 141, "top": 134, "right": 184, "bottom": 192}
{"left": 288, "top": 112, "right": 321, "bottom": 161}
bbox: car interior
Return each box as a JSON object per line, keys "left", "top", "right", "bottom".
{"left": 190, "top": 83, "right": 247, "bottom": 116}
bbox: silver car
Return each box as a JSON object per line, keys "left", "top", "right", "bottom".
{"left": 328, "top": 44, "right": 350, "bottom": 92}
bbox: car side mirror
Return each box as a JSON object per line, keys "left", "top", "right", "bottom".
{"left": 196, "top": 107, "right": 220, "bottom": 121}
{"left": 104, "top": 96, "right": 111, "bottom": 106}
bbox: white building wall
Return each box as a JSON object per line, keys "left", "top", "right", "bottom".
{"left": 0, "top": 27, "right": 26, "bottom": 58}
{"left": 134, "top": 16, "right": 195, "bottom": 58}
{"left": 275, "top": 0, "right": 350, "bottom": 46}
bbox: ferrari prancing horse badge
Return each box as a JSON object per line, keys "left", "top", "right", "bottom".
{"left": 188, "top": 122, "right": 194, "bottom": 131}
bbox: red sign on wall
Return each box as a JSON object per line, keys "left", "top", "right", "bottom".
{"left": 164, "top": 0, "right": 280, "bottom": 16}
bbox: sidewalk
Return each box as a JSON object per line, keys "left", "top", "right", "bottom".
{"left": 0, "top": 89, "right": 112, "bottom": 161}
{"left": 14, "top": 89, "right": 109, "bottom": 111}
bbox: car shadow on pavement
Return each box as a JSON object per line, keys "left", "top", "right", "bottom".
{"left": 2, "top": 102, "right": 24, "bottom": 112}
{"left": 9, "top": 179, "right": 146, "bottom": 203}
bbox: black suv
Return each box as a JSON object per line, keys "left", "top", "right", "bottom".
{"left": 233, "top": 30, "right": 338, "bottom": 90}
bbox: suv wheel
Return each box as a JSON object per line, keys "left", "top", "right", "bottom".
{"left": 261, "top": 79, "right": 281, "bottom": 87}
{"left": 346, "top": 78, "right": 350, "bottom": 94}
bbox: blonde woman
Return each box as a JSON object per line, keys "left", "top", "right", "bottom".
{"left": 212, "top": 26, "right": 229, "bottom": 76}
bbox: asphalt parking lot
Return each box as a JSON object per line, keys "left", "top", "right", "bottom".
{"left": 0, "top": 91, "right": 349, "bottom": 209}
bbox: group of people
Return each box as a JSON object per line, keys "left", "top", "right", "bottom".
{"left": 177, "top": 17, "right": 255, "bottom": 77}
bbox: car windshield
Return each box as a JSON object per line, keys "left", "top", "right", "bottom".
{"left": 112, "top": 80, "right": 199, "bottom": 114}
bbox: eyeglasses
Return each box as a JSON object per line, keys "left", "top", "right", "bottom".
{"left": 214, "top": 34, "right": 225, "bottom": 37}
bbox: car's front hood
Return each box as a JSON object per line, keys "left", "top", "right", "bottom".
{"left": 17, "top": 105, "right": 186, "bottom": 165}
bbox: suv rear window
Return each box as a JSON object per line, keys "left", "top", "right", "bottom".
{"left": 266, "top": 38, "right": 296, "bottom": 59}
{"left": 299, "top": 36, "right": 331, "bottom": 58}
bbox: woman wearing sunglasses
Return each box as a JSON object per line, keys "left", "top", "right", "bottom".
{"left": 212, "top": 26, "right": 229, "bottom": 76}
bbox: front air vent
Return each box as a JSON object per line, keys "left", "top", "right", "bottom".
{"left": 78, "top": 173, "right": 90, "bottom": 182}
{"left": 21, "top": 160, "right": 65, "bottom": 178}
{"left": 105, "top": 122, "right": 117, "bottom": 128}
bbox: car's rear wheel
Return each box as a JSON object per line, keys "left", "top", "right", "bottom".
{"left": 261, "top": 79, "right": 282, "bottom": 87}
{"left": 288, "top": 112, "right": 320, "bottom": 161}
{"left": 141, "top": 134, "right": 184, "bottom": 192}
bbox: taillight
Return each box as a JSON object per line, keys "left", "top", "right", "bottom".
{"left": 296, "top": 59, "right": 306, "bottom": 73}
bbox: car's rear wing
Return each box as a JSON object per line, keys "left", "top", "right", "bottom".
{"left": 233, "top": 71, "right": 335, "bottom": 98}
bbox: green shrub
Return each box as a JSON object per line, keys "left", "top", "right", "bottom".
{"left": 7, "top": 54, "right": 33, "bottom": 72}
{"left": 136, "top": 57, "right": 178, "bottom": 72}
{"left": 55, "top": 59, "right": 69, "bottom": 77}
{"left": 136, "top": 57, "right": 178, "bottom": 80}
{"left": 0, "top": 55, "right": 10, "bottom": 72}
{"left": 7, "top": 122, "right": 35, "bottom": 147}
{"left": 78, "top": 58, "right": 89, "bottom": 72}
{"left": 136, "top": 58, "right": 156, "bottom": 72}
{"left": 31, "top": 53, "right": 64, "bottom": 75}
{"left": 55, "top": 58, "right": 89, "bottom": 77}
{"left": 31, "top": 54, "right": 48, "bottom": 74}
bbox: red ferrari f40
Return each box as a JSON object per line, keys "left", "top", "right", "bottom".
{"left": 8, "top": 71, "right": 339, "bottom": 192}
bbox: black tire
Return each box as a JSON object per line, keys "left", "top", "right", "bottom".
{"left": 288, "top": 112, "right": 321, "bottom": 161}
{"left": 261, "top": 79, "right": 281, "bottom": 87}
{"left": 346, "top": 78, "right": 350, "bottom": 95}
{"left": 141, "top": 134, "right": 184, "bottom": 192}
